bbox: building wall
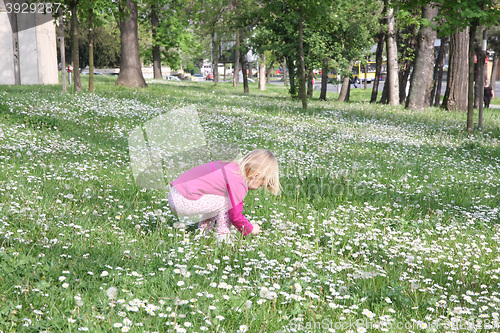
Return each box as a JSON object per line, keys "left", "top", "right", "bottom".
{"left": 0, "top": 2, "right": 15, "bottom": 85}
{"left": 36, "top": 13, "right": 58, "bottom": 84}
{"left": 0, "top": 2, "right": 58, "bottom": 85}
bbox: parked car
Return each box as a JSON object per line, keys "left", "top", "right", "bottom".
{"left": 206, "top": 73, "right": 214, "bottom": 80}
{"left": 191, "top": 74, "right": 205, "bottom": 82}
{"left": 164, "top": 75, "right": 181, "bottom": 81}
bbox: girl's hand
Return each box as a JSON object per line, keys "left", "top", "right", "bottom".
{"left": 251, "top": 224, "right": 261, "bottom": 235}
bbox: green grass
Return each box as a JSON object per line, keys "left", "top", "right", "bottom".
{"left": 0, "top": 77, "right": 499, "bottom": 332}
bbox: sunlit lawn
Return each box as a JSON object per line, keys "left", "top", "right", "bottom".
{"left": 0, "top": 76, "right": 499, "bottom": 332}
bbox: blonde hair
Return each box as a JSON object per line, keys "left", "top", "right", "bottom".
{"left": 236, "top": 149, "right": 280, "bottom": 195}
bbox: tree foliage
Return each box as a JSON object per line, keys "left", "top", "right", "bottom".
{"left": 253, "top": 0, "right": 381, "bottom": 104}
{"left": 139, "top": 0, "right": 197, "bottom": 70}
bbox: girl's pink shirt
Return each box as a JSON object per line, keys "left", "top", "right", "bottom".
{"left": 170, "top": 161, "right": 254, "bottom": 235}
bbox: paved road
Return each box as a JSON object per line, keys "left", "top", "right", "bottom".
{"left": 269, "top": 79, "right": 500, "bottom": 107}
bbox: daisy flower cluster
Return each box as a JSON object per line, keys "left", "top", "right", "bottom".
{"left": 0, "top": 82, "right": 498, "bottom": 332}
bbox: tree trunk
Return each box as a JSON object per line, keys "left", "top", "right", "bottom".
{"left": 380, "top": 78, "right": 388, "bottom": 104}
{"left": 346, "top": 80, "right": 351, "bottom": 101}
{"left": 58, "top": 8, "right": 67, "bottom": 93}
{"left": 399, "top": 63, "right": 412, "bottom": 104}
{"left": 474, "top": 44, "right": 481, "bottom": 109}
{"left": 491, "top": 55, "right": 498, "bottom": 91}
{"left": 478, "top": 28, "right": 486, "bottom": 131}
{"left": 371, "top": 33, "right": 385, "bottom": 103}
{"left": 288, "top": 57, "right": 296, "bottom": 96}
{"left": 320, "top": 58, "right": 328, "bottom": 101}
{"left": 233, "top": 30, "right": 240, "bottom": 87}
{"left": 442, "top": 28, "right": 469, "bottom": 112}
{"left": 406, "top": 4, "right": 438, "bottom": 110}
{"left": 266, "top": 61, "right": 274, "bottom": 84}
{"left": 298, "top": 13, "right": 307, "bottom": 109}
{"left": 431, "top": 36, "right": 447, "bottom": 106}
{"left": 307, "top": 69, "right": 313, "bottom": 98}
{"left": 282, "top": 60, "right": 288, "bottom": 86}
{"left": 151, "top": 4, "right": 162, "bottom": 79}
{"left": 338, "top": 62, "right": 353, "bottom": 102}
{"left": 71, "top": 1, "right": 82, "bottom": 92}
{"left": 467, "top": 23, "right": 478, "bottom": 132}
{"left": 259, "top": 53, "right": 266, "bottom": 91}
{"left": 371, "top": 2, "right": 387, "bottom": 103}
{"left": 240, "top": 41, "right": 249, "bottom": 94}
{"left": 212, "top": 32, "right": 219, "bottom": 86}
{"left": 116, "top": 0, "right": 147, "bottom": 88}
{"left": 386, "top": 3, "right": 399, "bottom": 105}
{"left": 89, "top": 0, "right": 95, "bottom": 92}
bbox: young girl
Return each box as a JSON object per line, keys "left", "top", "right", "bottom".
{"left": 168, "top": 149, "right": 280, "bottom": 238}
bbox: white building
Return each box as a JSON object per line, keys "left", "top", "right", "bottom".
{"left": 0, "top": 1, "right": 58, "bottom": 85}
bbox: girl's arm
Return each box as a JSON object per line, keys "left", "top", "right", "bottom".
{"left": 227, "top": 202, "right": 254, "bottom": 236}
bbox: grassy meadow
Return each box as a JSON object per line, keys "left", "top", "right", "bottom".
{"left": 0, "top": 77, "right": 500, "bottom": 333}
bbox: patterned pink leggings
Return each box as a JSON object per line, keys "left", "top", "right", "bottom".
{"left": 168, "top": 187, "right": 232, "bottom": 234}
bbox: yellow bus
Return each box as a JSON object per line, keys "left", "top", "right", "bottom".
{"left": 352, "top": 62, "right": 376, "bottom": 83}
{"left": 328, "top": 61, "right": 387, "bottom": 84}
{"left": 353, "top": 62, "right": 384, "bottom": 84}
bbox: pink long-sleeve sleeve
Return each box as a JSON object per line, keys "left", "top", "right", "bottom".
{"left": 227, "top": 202, "right": 253, "bottom": 236}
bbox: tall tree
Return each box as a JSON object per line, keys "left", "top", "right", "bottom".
{"left": 489, "top": 25, "right": 500, "bottom": 91}
{"left": 298, "top": 12, "right": 306, "bottom": 108}
{"left": 84, "top": 0, "right": 116, "bottom": 90}
{"left": 406, "top": 4, "right": 438, "bottom": 110}
{"left": 396, "top": 11, "right": 419, "bottom": 105}
{"left": 323, "top": 0, "right": 382, "bottom": 103}
{"left": 467, "top": 22, "right": 478, "bottom": 132}
{"left": 258, "top": 52, "right": 266, "bottom": 90}
{"left": 233, "top": 30, "right": 240, "bottom": 87}
{"left": 151, "top": 4, "right": 161, "bottom": 79}
{"left": 371, "top": 1, "right": 387, "bottom": 103}
{"left": 70, "top": 0, "right": 82, "bottom": 92}
{"left": 116, "top": 0, "right": 147, "bottom": 87}
{"left": 386, "top": 1, "right": 399, "bottom": 105}
{"left": 430, "top": 36, "right": 447, "bottom": 107}
{"left": 370, "top": 33, "right": 385, "bottom": 103}
{"left": 240, "top": 33, "right": 249, "bottom": 93}
{"left": 320, "top": 57, "right": 328, "bottom": 101}
{"left": 394, "top": 0, "right": 499, "bottom": 130}
{"left": 226, "top": 0, "right": 258, "bottom": 89}
{"left": 192, "top": 0, "right": 230, "bottom": 86}
{"left": 88, "top": 0, "right": 95, "bottom": 92}
{"left": 256, "top": 0, "right": 331, "bottom": 109}
{"left": 141, "top": 0, "right": 197, "bottom": 74}
{"left": 338, "top": 62, "right": 354, "bottom": 102}
{"left": 478, "top": 27, "right": 487, "bottom": 130}
{"left": 58, "top": 7, "right": 68, "bottom": 93}
{"left": 442, "top": 28, "right": 469, "bottom": 112}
